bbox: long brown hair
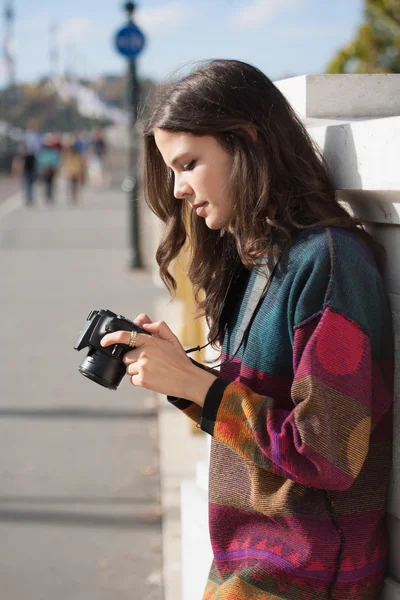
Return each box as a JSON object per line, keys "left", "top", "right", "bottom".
{"left": 142, "top": 59, "right": 383, "bottom": 348}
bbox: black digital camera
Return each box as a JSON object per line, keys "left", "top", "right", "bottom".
{"left": 74, "top": 309, "right": 150, "bottom": 390}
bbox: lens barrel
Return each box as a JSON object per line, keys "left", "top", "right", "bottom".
{"left": 78, "top": 350, "right": 126, "bottom": 390}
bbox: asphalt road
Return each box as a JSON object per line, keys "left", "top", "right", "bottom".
{"left": 0, "top": 183, "right": 165, "bottom": 600}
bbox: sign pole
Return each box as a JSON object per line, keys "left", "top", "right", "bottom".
{"left": 118, "top": 2, "right": 145, "bottom": 269}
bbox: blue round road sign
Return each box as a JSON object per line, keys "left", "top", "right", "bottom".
{"left": 115, "top": 24, "right": 146, "bottom": 59}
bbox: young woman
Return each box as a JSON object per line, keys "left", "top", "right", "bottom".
{"left": 101, "top": 60, "right": 394, "bottom": 600}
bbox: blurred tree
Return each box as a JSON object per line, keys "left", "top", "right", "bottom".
{"left": 0, "top": 81, "right": 108, "bottom": 132}
{"left": 327, "top": 0, "right": 400, "bottom": 73}
{"left": 0, "top": 75, "right": 155, "bottom": 132}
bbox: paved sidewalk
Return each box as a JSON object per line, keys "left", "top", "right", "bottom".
{"left": 0, "top": 184, "right": 169, "bottom": 599}
{"left": 0, "top": 174, "right": 19, "bottom": 202}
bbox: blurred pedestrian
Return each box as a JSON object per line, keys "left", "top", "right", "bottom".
{"left": 25, "top": 127, "right": 42, "bottom": 155}
{"left": 89, "top": 128, "right": 107, "bottom": 187}
{"left": 36, "top": 135, "right": 61, "bottom": 204}
{"left": 74, "top": 131, "right": 90, "bottom": 157}
{"left": 62, "top": 141, "right": 86, "bottom": 204}
{"left": 12, "top": 143, "right": 37, "bottom": 207}
{"left": 51, "top": 132, "right": 63, "bottom": 153}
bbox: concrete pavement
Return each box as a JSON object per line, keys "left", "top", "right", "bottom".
{"left": 0, "top": 174, "right": 19, "bottom": 202}
{"left": 0, "top": 182, "right": 167, "bottom": 600}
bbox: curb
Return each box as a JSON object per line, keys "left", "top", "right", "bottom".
{"left": 154, "top": 295, "right": 208, "bottom": 600}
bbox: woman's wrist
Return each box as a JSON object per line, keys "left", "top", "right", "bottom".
{"left": 183, "top": 365, "right": 217, "bottom": 407}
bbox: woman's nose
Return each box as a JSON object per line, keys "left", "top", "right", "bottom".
{"left": 174, "top": 176, "right": 192, "bottom": 200}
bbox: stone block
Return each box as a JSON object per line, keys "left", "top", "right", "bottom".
{"left": 306, "top": 117, "right": 400, "bottom": 191}
{"left": 381, "top": 577, "right": 400, "bottom": 600}
{"left": 181, "top": 481, "right": 213, "bottom": 600}
{"left": 275, "top": 74, "right": 400, "bottom": 119}
{"left": 338, "top": 191, "right": 400, "bottom": 225}
{"left": 387, "top": 514, "right": 400, "bottom": 583}
{"left": 368, "top": 228, "right": 400, "bottom": 297}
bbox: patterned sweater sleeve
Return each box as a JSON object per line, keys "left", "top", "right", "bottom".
{"left": 167, "top": 396, "right": 203, "bottom": 424}
{"left": 201, "top": 307, "right": 373, "bottom": 491}
{"left": 199, "top": 230, "right": 391, "bottom": 491}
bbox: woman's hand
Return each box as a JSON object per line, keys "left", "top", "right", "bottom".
{"left": 100, "top": 319, "right": 216, "bottom": 406}
{"left": 132, "top": 313, "right": 153, "bottom": 327}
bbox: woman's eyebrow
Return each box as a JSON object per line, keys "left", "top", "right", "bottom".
{"left": 170, "top": 152, "right": 191, "bottom": 167}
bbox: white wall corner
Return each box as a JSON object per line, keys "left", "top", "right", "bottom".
{"left": 306, "top": 117, "right": 400, "bottom": 192}
{"left": 273, "top": 75, "right": 307, "bottom": 118}
{"left": 275, "top": 74, "right": 400, "bottom": 119}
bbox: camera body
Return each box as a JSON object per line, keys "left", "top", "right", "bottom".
{"left": 74, "top": 309, "right": 150, "bottom": 390}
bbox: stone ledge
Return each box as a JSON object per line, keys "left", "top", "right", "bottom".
{"left": 339, "top": 191, "right": 400, "bottom": 224}
{"left": 181, "top": 481, "right": 213, "bottom": 600}
{"left": 306, "top": 116, "right": 400, "bottom": 191}
{"left": 275, "top": 74, "right": 400, "bottom": 119}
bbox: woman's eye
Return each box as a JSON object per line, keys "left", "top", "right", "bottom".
{"left": 183, "top": 160, "right": 196, "bottom": 172}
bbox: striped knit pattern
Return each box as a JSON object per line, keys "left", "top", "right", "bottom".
{"left": 170, "top": 227, "right": 394, "bottom": 599}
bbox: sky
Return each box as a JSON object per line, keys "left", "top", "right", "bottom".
{"left": 0, "top": 0, "right": 365, "bottom": 87}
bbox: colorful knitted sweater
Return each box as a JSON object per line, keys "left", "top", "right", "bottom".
{"left": 169, "top": 227, "right": 394, "bottom": 600}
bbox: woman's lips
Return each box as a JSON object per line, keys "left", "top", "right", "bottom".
{"left": 193, "top": 202, "right": 208, "bottom": 215}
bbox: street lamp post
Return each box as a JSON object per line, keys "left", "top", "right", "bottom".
{"left": 121, "top": 1, "right": 144, "bottom": 269}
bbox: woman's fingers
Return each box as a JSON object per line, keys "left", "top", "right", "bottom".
{"left": 101, "top": 318, "right": 177, "bottom": 351}
{"left": 100, "top": 329, "right": 147, "bottom": 349}
{"left": 123, "top": 349, "right": 138, "bottom": 366}
{"left": 100, "top": 314, "right": 153, "bottom": 348}
{"left": 134, "top": 313, "right": 152, "bottom": 327}
{"left": 100, "top": 330, "right": 131, "bottom": 347}
{"left": 126, "top": 360, "right": 140, "bottom": 376}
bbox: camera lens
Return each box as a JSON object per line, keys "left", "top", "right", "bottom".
{"left": 78, "top": 350, "right": 126, "bottom": 390}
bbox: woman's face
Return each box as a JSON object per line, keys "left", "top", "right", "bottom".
{"left": 154, "top": 128, "right": 234, "bottom": 230}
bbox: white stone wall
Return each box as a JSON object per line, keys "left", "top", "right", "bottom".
{"left": 277, "top": 73, "right": 400, "bottom": 599}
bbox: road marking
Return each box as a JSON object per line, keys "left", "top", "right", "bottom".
{"left": 0, "top": 192, "right": 22, "bottom": 220}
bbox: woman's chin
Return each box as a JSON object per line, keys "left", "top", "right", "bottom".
{"left": 204, "top": 215, "right": 228, "bottom": 231}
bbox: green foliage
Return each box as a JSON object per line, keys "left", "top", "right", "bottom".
{"left": 327, "top": 0, "right": 400, "bottom": 73}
